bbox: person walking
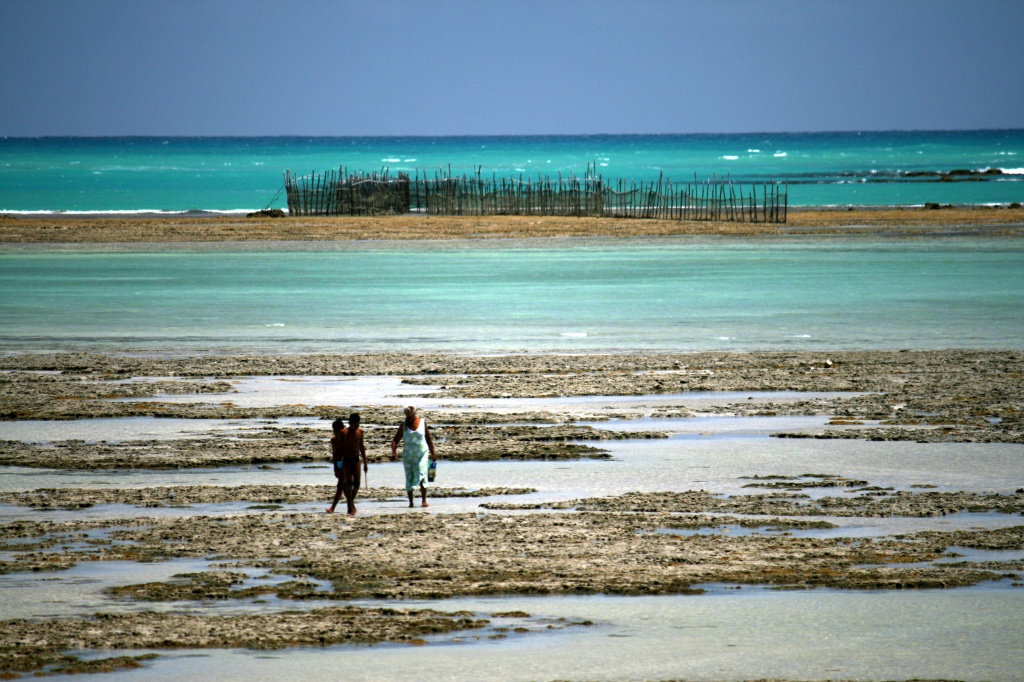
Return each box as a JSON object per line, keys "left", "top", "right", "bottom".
{"left": 326, "top": 414, "right": 367, "bottom": 515}
{"left": 390, "top": 406, "right": 436, "bottom": 508}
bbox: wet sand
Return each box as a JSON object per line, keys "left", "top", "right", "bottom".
{"left": 2, "top": 206, "right": 1024, "bottom": 243}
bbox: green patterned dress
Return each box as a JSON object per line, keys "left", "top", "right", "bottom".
{"left": 401, "top": 419, "right": 431, "bottom": 491}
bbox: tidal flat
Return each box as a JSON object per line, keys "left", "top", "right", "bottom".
{"left": 1, "top": 349, "right": 1022, "bottom": 680}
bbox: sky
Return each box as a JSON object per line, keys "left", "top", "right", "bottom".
{"left": 1, "top": 0, "right": 1022, "bottom": 136}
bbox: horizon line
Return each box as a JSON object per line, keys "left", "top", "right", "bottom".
{"left": 3, "top": 127, "right": 1024, "bottom": 140}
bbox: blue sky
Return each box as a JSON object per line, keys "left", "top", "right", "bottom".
{"left": 1, "top": 0, "right": 1022, "bottom": 136}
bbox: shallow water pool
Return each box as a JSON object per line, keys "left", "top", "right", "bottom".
{"left": 74, "top": 589, "right": 1024, "bottom": 682}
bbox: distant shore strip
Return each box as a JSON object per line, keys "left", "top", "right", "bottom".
{"left": 284, "top": 165, "right": 788, "bottom": 223}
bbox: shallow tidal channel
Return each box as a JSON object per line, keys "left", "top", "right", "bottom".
{"left": 92, "top": 589, "right": 1024, "bottom": 682}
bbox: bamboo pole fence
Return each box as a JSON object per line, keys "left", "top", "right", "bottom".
{"left": 285, "top": 165, "right": 787, "bottom": 222}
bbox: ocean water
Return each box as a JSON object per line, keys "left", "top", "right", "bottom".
{"left": 2, "top": 238, "right": 1022, "bottom": 353}
{"left": 3, "top": 133, "right": 1024, "bottom": 682}
{"left": 1, "top": 130, "right": 1023, "bottom": 212}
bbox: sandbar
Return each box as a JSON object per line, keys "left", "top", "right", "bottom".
{"left": 2, "top": 206, "right": 1024, "bottom": 243}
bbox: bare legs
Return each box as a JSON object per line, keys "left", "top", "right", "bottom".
{"left": 406, "top": 482, "right": 428, "bottom": 508}
{"left": 326, "top": 479, "right": 344, "bottom": 514}
{"left": 327, "top": 468, "right": 360, "bottom": 515}
{"left": 344, "top": 474, "right": 360, "bottom": 515}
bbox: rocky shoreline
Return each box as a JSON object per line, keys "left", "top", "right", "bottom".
{"left": 0, "top": 484, "right": 537, "bottom": 511}
{"left": 0, "top": 606, "right": 496, "bottom": 676}
{"left": 2, "top": 488, "right": 1021, "bottom": 675}
{"left": 2, "top": 351, "right": 1021, "bottom": 461}
{"left": 1, "top": 348, "right": 1022, "bottom": 677}
{"left": 3, "top": 488, "right": 1021, "bottom": 596}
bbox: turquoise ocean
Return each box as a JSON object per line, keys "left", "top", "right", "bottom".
{"left": 2, "top": 130, "right": 1023, "bottom": 213}
{"left": 2, "top": 239, "right": 1022, "bottom": 354}
{"left": 2, "top": 131, "right": 1023, "bottom": 355}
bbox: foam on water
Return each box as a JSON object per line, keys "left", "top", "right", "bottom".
{"left": 0, "top": 209, "right": 256, "bottom": 216}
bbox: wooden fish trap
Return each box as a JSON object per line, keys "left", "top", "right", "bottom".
{"left": 284, "top": 168, "right": 411, "bottom": 216}
{"left": 285, "top": 165, "right": 787, "bottom": 223}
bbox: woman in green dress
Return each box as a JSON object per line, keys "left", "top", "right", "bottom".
{"left": 390, "top": 406, "right": 437, "bottom": 508}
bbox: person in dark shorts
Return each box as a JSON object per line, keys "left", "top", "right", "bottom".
{"left": 326, "top": 414, "right": 367, "bottom": 515}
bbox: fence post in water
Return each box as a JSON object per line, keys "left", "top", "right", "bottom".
{"left": 783, "top": 178, "right": 788, "bottom": 223}
{"left": 315, "top": 170, "right": 322, "bottom": 216}
{"left": 301, "top": 171, "right": 308, "bottom": 216}
{"left": 284, "top": 171, "right": 292, "bottom": 215}
{"left": 324, "top": 169, "right": 331, "bottom": 215}
{"left": 307, "top": 172, "right": 313, "bottom": 216}
{"left": 319, "top": 170, "right": 326, "bottom": 216}
{"left": 320, "top": 169, "right": 327, "bottom": 215}
{"left": 302, "top": 171, "right": 307, "bottom": 216}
